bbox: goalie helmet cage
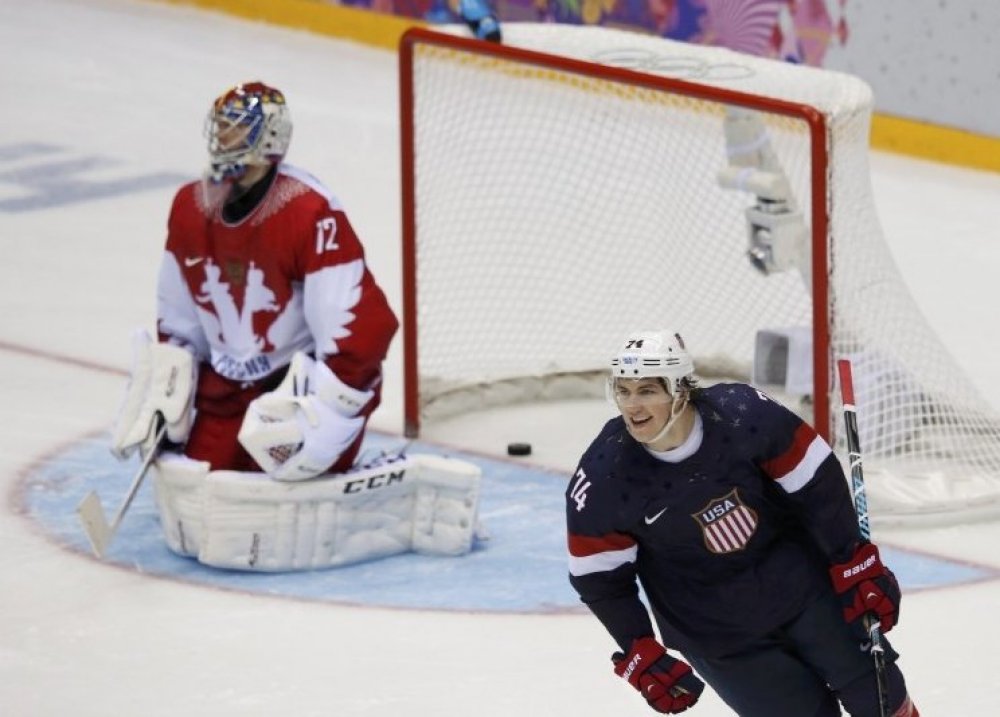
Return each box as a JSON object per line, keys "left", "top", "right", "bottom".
{"left": 399, "top": 24, "right": 1000, "bottom": 524}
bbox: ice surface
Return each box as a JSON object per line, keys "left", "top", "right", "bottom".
{"left": 3, "top": 0, "right": 1000, "bottom": 714}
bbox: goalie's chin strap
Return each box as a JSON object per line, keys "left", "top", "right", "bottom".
{"left": 644, "top": 391, "right": 691, "bottom": 448}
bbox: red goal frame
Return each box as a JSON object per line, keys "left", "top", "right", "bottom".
{"left": 398, "top": 27, "right": 831, "bottom": 440}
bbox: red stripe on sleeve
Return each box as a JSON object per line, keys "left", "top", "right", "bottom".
{"left": 760, "top": 422, "right": 817, "bottom": 481}
{"left": 567, "top": 531, "right": 636, "bottom": 557}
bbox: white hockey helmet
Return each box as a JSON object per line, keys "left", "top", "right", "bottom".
{"left": 610, "top": 329, "right": 695, "bottom": 396}
{"left": 204, "top": 81, "right": 292, "bottom": 183}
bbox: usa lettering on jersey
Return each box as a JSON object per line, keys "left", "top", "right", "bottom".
{"left": 691, "top": 489, "right": 758, "bottom": 554}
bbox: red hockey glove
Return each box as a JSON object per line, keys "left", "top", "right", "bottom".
{"left": 829, "top": 542, "right": 901, "bottom": 638}
{"left": 612, "top": 637, "right": 704, "bottom": 714}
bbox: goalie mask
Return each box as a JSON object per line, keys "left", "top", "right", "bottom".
{"left": 204, "top": 81, "right": 292, "bottom": 183}
{"left": 610, "top": 329, "right": 695, "bottom": 396}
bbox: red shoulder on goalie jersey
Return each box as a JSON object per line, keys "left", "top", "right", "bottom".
{"left": 111, "top": 81, "right": 398, "bottom": 480}
{"left": 566, "top": 329, "right": 919, "bottom": 716}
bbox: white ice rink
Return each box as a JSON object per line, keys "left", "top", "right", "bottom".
{"left": 3, "top": 0, "right": 1000, "bottom": 714}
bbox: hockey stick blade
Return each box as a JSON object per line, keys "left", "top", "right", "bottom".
{"left": 77, "top": 490, "right": 113, "bottom": 557}
{"left": 76, "top": 422, "right": 167, "bottom": 559}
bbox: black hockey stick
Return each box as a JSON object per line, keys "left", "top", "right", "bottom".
{"left": 77, "top": 419, "right": 167, "bottom": 558}
{"left": 837, "top": 359, "right": 891, "bottom": 717}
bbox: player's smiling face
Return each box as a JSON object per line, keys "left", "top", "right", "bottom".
{"left": 613, "top": 378, "right": 674, "bottom": 443}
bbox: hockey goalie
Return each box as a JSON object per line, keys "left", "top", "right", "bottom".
{"left": 105, "top": 81, "right": 482, "bottom": 571}
{"left": 110, "top": 341, "right": 482, "bottom": 571}
{"left": 152, "top": 443, "right": 482, "bottom": 572}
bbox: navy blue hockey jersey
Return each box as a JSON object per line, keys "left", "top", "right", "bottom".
{"left": 566, "top": 383, "right": 861, "bottom": 658}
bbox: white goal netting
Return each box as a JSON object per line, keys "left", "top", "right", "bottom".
{"left": 400, "top": 24, "right": 1000, "bottom": 524}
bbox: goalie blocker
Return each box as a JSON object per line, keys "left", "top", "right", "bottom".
{"left": 152, "top": 452, "right": 482, "bottom": 571}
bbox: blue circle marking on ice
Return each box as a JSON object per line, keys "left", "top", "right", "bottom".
{"left": 19, "top": 431, "right": 998, "bottom": 612}
{"left": 22, "top": 431, "right": 580, "bottom": 612}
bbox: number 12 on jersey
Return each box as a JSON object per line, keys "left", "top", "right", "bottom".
{"left": 315, "top": 217, "right": 339, "bottom": 254}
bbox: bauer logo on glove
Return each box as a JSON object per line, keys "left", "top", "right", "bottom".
{"left": 612, "top": 637, "right": 705, "bottom": 714}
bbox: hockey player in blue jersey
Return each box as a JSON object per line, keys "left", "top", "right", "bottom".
{"left": 566, "top": 329, "right": 918, "bottom": 716}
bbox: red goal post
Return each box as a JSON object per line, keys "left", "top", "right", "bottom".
{"left": 398, "top": 24, "right": 1000, "bottom": 524}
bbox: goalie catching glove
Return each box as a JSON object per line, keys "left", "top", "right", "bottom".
{"left": 238, "top": 352, "right": 373, "bottom": 481}
{"left": 613, "top": 637, "right": 705, "bottom": 714}
{"left": 829, "top": 541, "right": 901, "bottom": 641}
{"left": 110, "top": 329, "right": 197, "bottom": 460}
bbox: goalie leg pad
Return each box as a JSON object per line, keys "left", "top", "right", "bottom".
{"left": 193, "top": 454, "right": 482, "bottom": 572}
{"left": 412, "top": 454, "right": 482, "bottom": 556}
{"left": 152, "top": 453, "right": 210, "bottom": 557}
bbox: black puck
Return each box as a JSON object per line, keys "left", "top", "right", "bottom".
{"left": 507, "top": 442, "right": 532, "bottom": 456}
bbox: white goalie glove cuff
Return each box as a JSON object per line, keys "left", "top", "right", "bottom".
{"left": 110, "top": 329, "right": 197, "bottom": 460}
{"left": 309, "top": 355, "right": 375, "bottom": 418}
{"left": 237, "top": 353, "right": 371, "bottom": 481}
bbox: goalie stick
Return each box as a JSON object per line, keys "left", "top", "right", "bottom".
{"left": 77, "top": 420, "right": 167, "bottom": 558}
{"left": 837, "top": 359, "right": 891, "bottom": 717}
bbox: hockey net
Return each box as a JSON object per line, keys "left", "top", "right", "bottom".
{"left": 399, "top": 24, "right": 1000, "bottom": 524}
